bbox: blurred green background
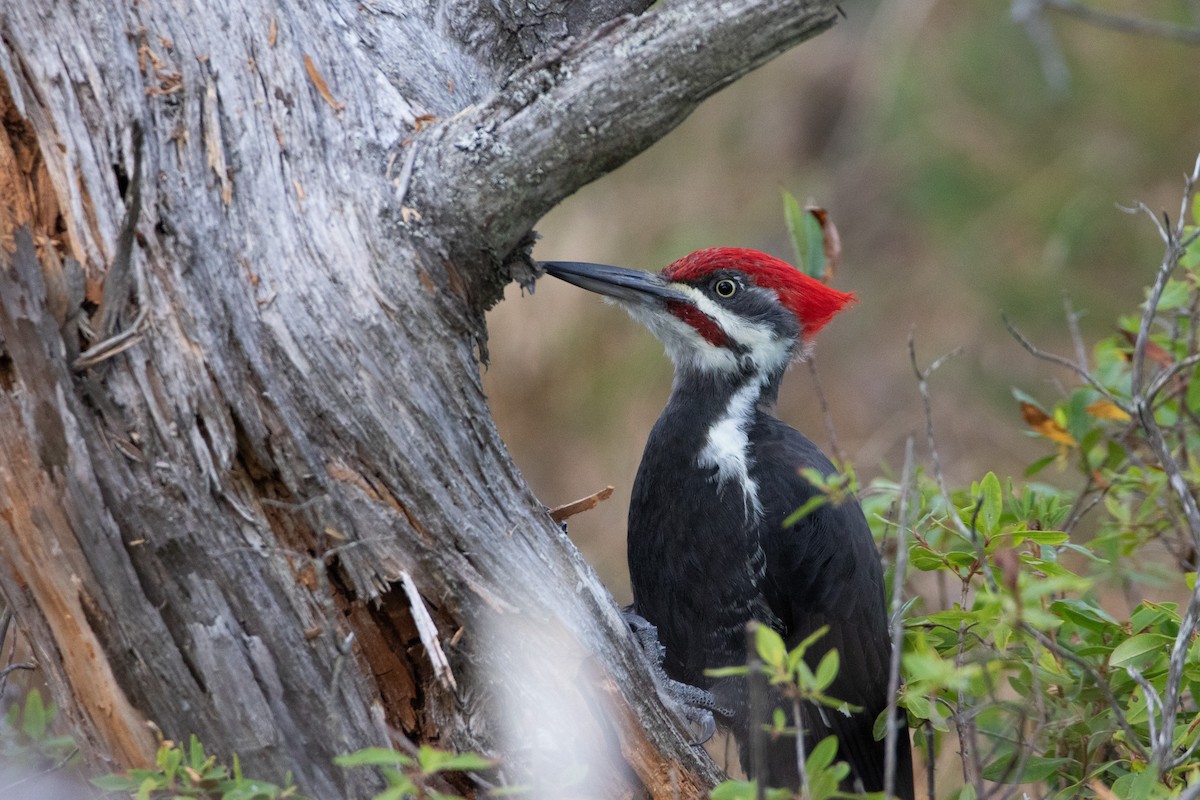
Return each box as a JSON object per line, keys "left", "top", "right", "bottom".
{"left": 482, "top": 0, "right": 1200, "bottom": 602}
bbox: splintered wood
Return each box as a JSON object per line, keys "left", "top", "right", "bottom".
{"left": 304, "top": 55, "right": 344, "bottom": 111}
{"left": 549, "top": 485, "right": 614, "bottom": 523}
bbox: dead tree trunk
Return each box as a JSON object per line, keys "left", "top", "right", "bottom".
{"left": 0, "top": 1, "right": 838, "bottom": 796}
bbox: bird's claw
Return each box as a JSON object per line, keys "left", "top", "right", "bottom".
{"left": 623, "top": 607, "right": 723, "bottom": 745}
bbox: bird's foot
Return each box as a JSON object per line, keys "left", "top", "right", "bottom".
{"left": 623, "top": 607, "right": 726, "bottom": 745}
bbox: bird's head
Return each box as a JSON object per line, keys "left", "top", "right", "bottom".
{"left": 542, "top": 247, "right": 855, "bottom": 376}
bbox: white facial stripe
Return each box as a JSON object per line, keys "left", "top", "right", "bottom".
{"left": 697, "top": 380, "right": 763, "bottom": 520}
{"left": 672, "top": 285, "right": 794, "bottom": 375}
{"left": 621, "top": 299, "right": 740, "bottom": 373}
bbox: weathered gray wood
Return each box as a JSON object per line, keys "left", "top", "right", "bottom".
{"left": 0, "top": 0, "right": 838, "bottom": 796}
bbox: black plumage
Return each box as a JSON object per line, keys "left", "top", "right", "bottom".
{"left": 543, "top": 250, "right": 915, "bottom": 798}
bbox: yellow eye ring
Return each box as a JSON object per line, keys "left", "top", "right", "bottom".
{"left": 714, "top": 278, "right": 737, "bottom": 298}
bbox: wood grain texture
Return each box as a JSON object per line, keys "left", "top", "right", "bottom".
{"left": 0, "top": 0, "right": 838, "bottom": 795}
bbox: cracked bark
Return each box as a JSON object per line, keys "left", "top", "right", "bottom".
{"left": 0, "top": 0, "right": 838, "bottom": 796}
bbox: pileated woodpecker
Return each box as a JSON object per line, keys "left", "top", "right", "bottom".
{"left": 543, "top": 248, "right": 914, "bottom": 798}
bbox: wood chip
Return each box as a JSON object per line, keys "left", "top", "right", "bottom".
{"left": 304, "top": 55, "right": 344, "bottom": 111}
{"left": 549, "top": 485, "right": 615, "bottom": 523}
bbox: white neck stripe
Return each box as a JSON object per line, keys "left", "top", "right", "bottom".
{"left": 697, "top": 379, "right": 764, "bottom": 520}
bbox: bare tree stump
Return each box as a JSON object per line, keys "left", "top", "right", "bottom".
{"left": 0, "top": 1, "right": 839, "bottom": 796}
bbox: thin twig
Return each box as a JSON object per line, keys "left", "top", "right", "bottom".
{"left": 909, "top": 334, "right": 992, "bottom": 790}
{"left": 883, "top": 436, "right": 914, "bottom": 800}
{"left": 1061, "top": 482, "right": 1105, "bottom": 537}
{"left": 1125, "top": 666, "right": 1162, "bottom": 753}
{"left": 1010, "top": 0, "right": 1071, "bottom": 95}
{"left": 0, "top": 662, "right": 36, "bottom": 679}
{"left": 1146, "top": 352, "right": 1200, "bottom": 406}
{"left": 909, "top": 335, "right": 998, "bottom": 593}
{"left": 1021, "top": 624, "right": 1147, "bottom": 758}
{"left": 791, "top": 696, "right": 809, "bottom": 798}
{"left": 1063, "top": 294, "right": 1088, "bottom": 372}
{"left": 991, "top": 625, "right": 1048, "bottom": 800}
{"left": 806, "top": 356, "right": 844, "bottom": 463}
{"left": 1160, "top": 579, "right": 1200, "bottom": 768}
{"left": 0, "top": 747, "right": 79, "bottom": 793}
{"left": 745, "top": 623, "right": 770, "bottom": 800}
{"left": 924, "top": 718, "right": 936, "bottom": 800}
{"left": 1041, "top": 0, "right": 1200, "bottom": 44}
{"left": 72, "top": 306, "right": 149, "bottom": 370}
{"left": 1002, "top": 314, "right": 1132, "bottom": 414}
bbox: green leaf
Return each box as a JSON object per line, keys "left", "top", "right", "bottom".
{"left": 1187, "top": 369, "right": 1200, "bottom": 413}
{"left": 710, "top": 780, "right": 758, "bottom": 800}
{"left": 91, "top": 775, "right": 141, "bottom": 791}
{"left": 1110, "top": 633, "right": 1173, "bottom": 668}
{"left": 1052, "top": 599, "right": 1120, "bottom": 633}
{"left": 705, "top": 665, "right": 750, "bottom": 678}
{"left": 1130, "top": 601, "right": 1178, "bottom": 632}
{"left": 783, "top": 191, "right": 825, "bottom": 279}
{"left": 1155, "top": 278, "right": 1190, "bottom": 311}
{"left": 814, "top": 649, "right": 840, "bottom": 692}
{"left": 375, "top": 782, "right": 418, "bottom": 800}
{"left": 1111, "top": 765, "right": 1161, "bottom": 800}
{"left": 755, "top": 624, "right": 787, "bottom": 669}
{"left": 334, "top": 747, "right": 416, "bottom": 768}
{"left": 21, "top": 689, "right": 47, "bottom": 740}
{"left": 952, "top": 785, "right": 978, "bottom": 800}
{"left": 982, "top": 755, "right": 1072, "bottom": 783}
{"left": 978, "top": 472, "right": 1002, "bottom": 533}
{"left": 790, "top": 625, "right": 829, "bottom": 659}
{"left": 909, "top": 546, "right": 946, "bottom": 571}
{"left": 425, "top": 752, "right": 493, "bottom": 773}
{"left": 806, "top": 735, "right": 839, "bottom": 773}
{"left": 188, "top": 734, "right": 207, "bottom": 769}
{"left": 136, "top": 776, "right": 159, "bottom": 800}
{"left": 1024, "top": 453, "right": 1057, "bottom": 477}
{"left": 782, "top": 494, "right": 829, "bottom": 528}
{"left": 417, "top": 744, "right": 445, "bottom": 773}
{"left": 1012, "top": 529, "right": 1069, "bottom": 546}
{"left": 1011, "top": 387, "right": 1047, "bottom": 412}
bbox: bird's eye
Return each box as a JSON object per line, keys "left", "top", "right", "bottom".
{"left": 713, "top": 278, "right": 737, "bottom": 298}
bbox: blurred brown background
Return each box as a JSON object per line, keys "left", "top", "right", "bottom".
{"left": 482, "top": 0, "right": 1200, "bottom": 603}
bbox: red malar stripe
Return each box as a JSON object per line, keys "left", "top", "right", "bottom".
{"left": 667, "top": 300, "right": 728, "bottom": 348}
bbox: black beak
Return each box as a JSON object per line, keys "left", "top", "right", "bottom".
{"left": 541, "top": 261, "right": 689, "bottom": 305}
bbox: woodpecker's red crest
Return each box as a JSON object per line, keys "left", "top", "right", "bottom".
{"left": 662, "top": 247, "right": 856, "bottom": 340}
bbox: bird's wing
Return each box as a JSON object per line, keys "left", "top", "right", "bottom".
{"left": 750, "top": 416, "right": 912, "bottom": 796}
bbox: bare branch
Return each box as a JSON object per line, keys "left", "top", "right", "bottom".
{"left": 1146, "top": 352, "right": 1200, "bottom": 406}
{"left": 412, "top": 0, "right": 841, "bottom": 273}
{"left": 1002, "top": 314, "right": 1131, "bottom": 414}
{"left": 1125, "top": 666, "right": 1162, "bottom": 754}
{"left": 1010, "top": 0, "right": 1071, "bottom": 95}
{"left": 1122, "top": 159, "right": 1200, "bottom": 776}
{"left": 883, "top": 436, "right": 915, "bottom": 800}
{"left": 1040, "top": 0, "right": 1200, "bottom": 44}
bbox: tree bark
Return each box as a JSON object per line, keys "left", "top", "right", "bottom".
{"left": 0, "top": 1, "right": 838, "bottom": 796}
